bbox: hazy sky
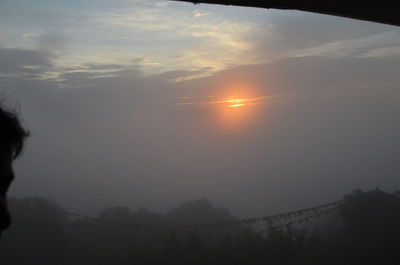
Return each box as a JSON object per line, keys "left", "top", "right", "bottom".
{"left": 1, "top": 0, "right": 400, "bottom": 217}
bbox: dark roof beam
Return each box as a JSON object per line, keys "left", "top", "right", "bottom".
{"left": 172, "top": 0, "right": 400, "bottom": 26}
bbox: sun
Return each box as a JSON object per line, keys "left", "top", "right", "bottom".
{"left": 226, "top": 98, "right": 246, "bottom": 108}
{"left": 176, "top": 79, "right": 269, "bottom": 130}
{"left": 229, "top": 103, "right": 245, "bottom": 108}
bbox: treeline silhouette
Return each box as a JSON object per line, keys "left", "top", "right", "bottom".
{"left": 1, "top": 189, "right": 400, "bottom": 265}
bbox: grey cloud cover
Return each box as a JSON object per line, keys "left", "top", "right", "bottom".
{"left": 3, "top": 52, "right": 399, "bottom": 217}
{"left": 0, "top": 48, "right": 53, "bottom": 76}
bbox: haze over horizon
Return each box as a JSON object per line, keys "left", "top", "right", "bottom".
{"left": 1, "top": 0, "right": 399, "bottom": 218}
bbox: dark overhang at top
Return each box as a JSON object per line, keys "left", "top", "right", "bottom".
{"left": 172, "top": 0, "right": 400, "bottom": 26}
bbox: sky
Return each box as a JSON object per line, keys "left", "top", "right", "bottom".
{"left": 1, "top": 0, "right": 400, "bottom": 217}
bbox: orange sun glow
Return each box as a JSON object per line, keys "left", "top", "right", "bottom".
{"left": 209, "top": 94, "right": 267, "bottom": 130}
{"left": 177, "top": 79, "right": 269, "bottom": 131}
{"left": 226, "top": 98, "right": 246, "bottom": 108}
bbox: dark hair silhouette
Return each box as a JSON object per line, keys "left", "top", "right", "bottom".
{"left": 0, "top": 103, "right": 29, "bottom": 159}
{"left": 0, "top": 103, "right": 29, "bottom": 233}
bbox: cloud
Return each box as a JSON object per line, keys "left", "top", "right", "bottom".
{"left": 176, "top": 95, "right": 271, "bottom": 107}
{"left": 246, "top": 11, "right": 399, "bottom": 67}
{"left": 37, "top": 33, "right": 69, "bottom": 52}
{"left": 358, "top": 45, "right": 400, "bottom": 59}
{"left": 292, "top": 30, "right": 400, "bottom": 59}
{"left": 2, "top": 0, "right": 397, "bottom": 85}
{"left": 0, "top": 47, "right": 54, "bottom": 78}
{"left": 68, "top": 2, "right": 258, "bottom": 80}
{"left": 173, "top": 55, "right": 400, "bottom": 104}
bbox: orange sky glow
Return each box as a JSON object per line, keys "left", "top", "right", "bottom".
{"left": 177, "top": 80, "right": 270, "bottom": 131}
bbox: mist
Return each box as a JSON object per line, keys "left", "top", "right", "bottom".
{"left": 7, "top": 54, "right": 400, "bottom": 218}
{"left": 0, "top": 0, "right": 398, "bottom": 220}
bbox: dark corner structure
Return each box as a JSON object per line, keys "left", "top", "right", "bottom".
{"left": 172, "top": 0, "right": 400, "bottom": 26}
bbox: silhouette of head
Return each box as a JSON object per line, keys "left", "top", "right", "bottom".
{"left": 0, "top": 104, "right": 29, "bottom": 235}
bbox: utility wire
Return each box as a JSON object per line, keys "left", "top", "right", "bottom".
{"left": 63, "top": 200, "right": 341, "bottom": 230}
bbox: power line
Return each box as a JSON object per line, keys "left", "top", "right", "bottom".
{"left": 63, "top": 200, "right": 341, "bottom": 230}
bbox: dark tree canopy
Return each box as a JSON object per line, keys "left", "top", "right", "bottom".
{"left": 2, "top": 190, "right": 400, "bottom": 265}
